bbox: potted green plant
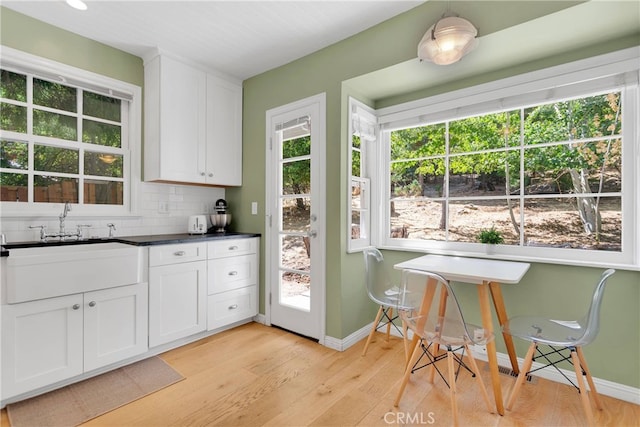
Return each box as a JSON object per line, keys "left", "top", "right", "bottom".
{"left": 477, "top": 226, "right": 504, "bottom": 249}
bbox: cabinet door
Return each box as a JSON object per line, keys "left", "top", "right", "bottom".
{"left": 155, "top": 55, "right": 207, "bottom": 183}
{"left": 1, "top": 295, "right": 83, "bottom": 399}
{"left": 84, "top": 283, "right": 149, "bottom": 371}
{"left": 206, "top": 74, "right": 243, "bottom": 186}
{"left": 149, "top": 261, "right": 207, "bottom": 347}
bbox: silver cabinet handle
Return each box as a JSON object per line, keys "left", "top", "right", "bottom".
{"left": 228, "top": 304, "right": 238, "bottom": 310}
{"left": 228, "top": 271, "right": 238, "bottom": 276}
{"left": 88, "top": 301, "right": 96, "bottom": 307}
{"left": 200, "top": 172, "right": 205, "bottom": 176}
{"left": 72, "top": 304, "right": 80, "bottom": 310}
{"left": 174, "top": 251, "right": 186, "bottom": 256}
{"left": 229, "top": 245, "right": 238, "bottom": 251}
{"left": 208, "top": 173, "right": 213, "bottom": 177}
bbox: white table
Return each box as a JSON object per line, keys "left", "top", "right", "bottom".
{"left": 394, "top": 254, "right": 530, "bottom": 415}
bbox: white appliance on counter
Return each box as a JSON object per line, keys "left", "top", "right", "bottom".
{"left": 188, "top": 215, "right": 207, "bottom": 234}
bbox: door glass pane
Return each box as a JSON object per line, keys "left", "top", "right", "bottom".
{"left": 279, "top": 271, "right": 310, "bottom": 311}
{"left": 34, "top": 176, "right": 78, "bottom": 203}
{"left": 282, "top": 196, "right": 310, "bottom": 232}
{"left": 281, "top": 235, "right": 311, "bottom": 271}
{"left": 282, "top": 159, "right": 310, "bottom": 195}
{"left": 282, "top": 135, "right": 310, "bottom": 158}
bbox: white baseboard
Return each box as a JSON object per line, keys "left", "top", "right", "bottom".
{"left": 324, "top": 322, "right": 640, "bottom": 405}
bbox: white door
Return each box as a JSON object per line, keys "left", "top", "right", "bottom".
{"left": 266, "top": 93, "right": 326, "bottom": 341}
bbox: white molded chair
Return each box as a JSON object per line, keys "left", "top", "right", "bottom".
{"left": 503, "top": 269, "right": 615, "bottom": 427}
{"left": 361, "top": 248, "right": 408, "bottom": 357}
{"left": 394, "top": 269, "right": 494, "bottom": 427}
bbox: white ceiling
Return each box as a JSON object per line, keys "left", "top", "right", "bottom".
{"left": 1, "top": 0, "right": 424, "bottom": 80}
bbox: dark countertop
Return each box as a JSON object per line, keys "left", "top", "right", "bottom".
{"left": 0, "top": 231, "right": 260, "bottom": 256}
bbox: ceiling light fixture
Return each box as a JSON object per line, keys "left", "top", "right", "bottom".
{"left": 98, "top": 154, "right": 117, "bottom": 164}
{"left": 417, "top": 13, "right": 478, "bottom": 65}
{"left": 66, "top": 0, "right": 88, "bottom": 11}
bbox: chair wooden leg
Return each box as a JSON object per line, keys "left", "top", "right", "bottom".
{"left": 386, "top": 307, "right": 393, "bottom": 342}
{"left": 402, "top": 320, "right": 411, "bottom": 365}
{"left": 428, "top": 343, "right": 441, "bottom": 384}
{"left": 506, "top": 341, "right": 537, "bottom": 410}
{"left": 576, "top": 346, "right": 603, "bottom": 410}
{"left": 404, "top": 334, "right": 420, "bottom": 369}
{"left": 571, "top": 349, "right": 596, "bottom": 427}
{"left": 447, "top": 350, "right": 459, "bottom": 427}
{"left": 465, "top": 345, "right": 493, "bottom": 413}
{"left": 362, "top": 305, "right": 384, "bottom": 356}
{"left": 394, "top": 337, "right": 423, "bottom": 407}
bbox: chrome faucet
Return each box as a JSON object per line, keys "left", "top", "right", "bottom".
{"left": 29, "top": 201, "right": 91, "bottom": 242}
{"left": 107, "top": 223, "right": 116, "bottom": 238}
{"left": 59, "top": 201, "right": 71, "bottom": 236}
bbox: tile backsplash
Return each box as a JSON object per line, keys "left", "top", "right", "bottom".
{"left": 0, "top": 182, "right": 224, "bottom": 243}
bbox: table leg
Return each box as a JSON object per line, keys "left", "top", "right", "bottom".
{"left": 488, "top": 281, "right": 520, "bottom": 374}
{"left": 478, "top": 282, "right": 504, "bottom": 415}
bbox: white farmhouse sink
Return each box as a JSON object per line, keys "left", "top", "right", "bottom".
{"left": 5, "top": 242, "right": 142, "bottom": 303}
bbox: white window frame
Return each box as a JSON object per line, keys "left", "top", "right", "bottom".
{"left": 347, "top": 97, "right": 376, "bottom": 252}
{"left": 0, "top": 46, "right": 141, "bottom": 218}
{"left": 371, "top": 47, "right": 640, "bottom": 270}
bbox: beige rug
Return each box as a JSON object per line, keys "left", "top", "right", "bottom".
{"left": 6, "top": 356, "right": 184, "bottom": 427}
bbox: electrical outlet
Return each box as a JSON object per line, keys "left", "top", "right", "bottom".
{"left": 158, "top": 201, "right": 169, "bottom": 214}
{"left": 473, "top": 344, "right": 488, "bottom": 355}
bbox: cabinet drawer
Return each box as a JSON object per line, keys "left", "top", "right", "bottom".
{"left": 207, "top": 286, "right": 257, "bottom": 331}
{"left": 207, "top": 238, "right": 257, "bottom": 259}
{"left": 208, "top": 254, "right": 256, "bottom": 294}
{"left": 149, "top": 242, "right": 206, "bottom": 266}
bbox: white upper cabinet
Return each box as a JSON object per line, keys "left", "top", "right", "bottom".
{"left": 206, "top": 74, "right": 243, "bottom": 186}
{"left": 144, "top": 54, "right": 242, "bottom": 186}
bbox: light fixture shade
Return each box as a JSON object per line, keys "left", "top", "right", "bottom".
{"left": 418, "top": 16, "right": 479, "bottom": 65}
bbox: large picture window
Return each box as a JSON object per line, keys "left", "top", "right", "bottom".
{"left": 387, "top": 92, "right": 622, "bottom": 250}
{"left": 0, "top": 47, "right": 139, "bottom": 216}
{"left": 368, "top": 49, "right": 639, "bottom": 268}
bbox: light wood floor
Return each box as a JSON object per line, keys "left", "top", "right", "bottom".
{"left": 2, "top": 322, "right": 638, "bottom": 426}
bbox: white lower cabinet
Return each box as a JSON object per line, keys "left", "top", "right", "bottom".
{"left": 207, "top": 285, "right": 257, "bottom": 330}
{"left": 84, "top": 283, "right": 149, "bottom": 371}
{"left": 1, "top": 283, "right": 148, "bottom": 399}
{"left": 207, "top": 237, "right": 259, "bottom": 330}
{"left": 148, "top": 243, "right": 207, "bottom": 347}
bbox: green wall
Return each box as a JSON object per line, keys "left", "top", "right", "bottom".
{"left": 230, "top": 1, "right": 640, "bottom": 389}
{"left": 2, "top": 3, "right": 638, "bottom": 389}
